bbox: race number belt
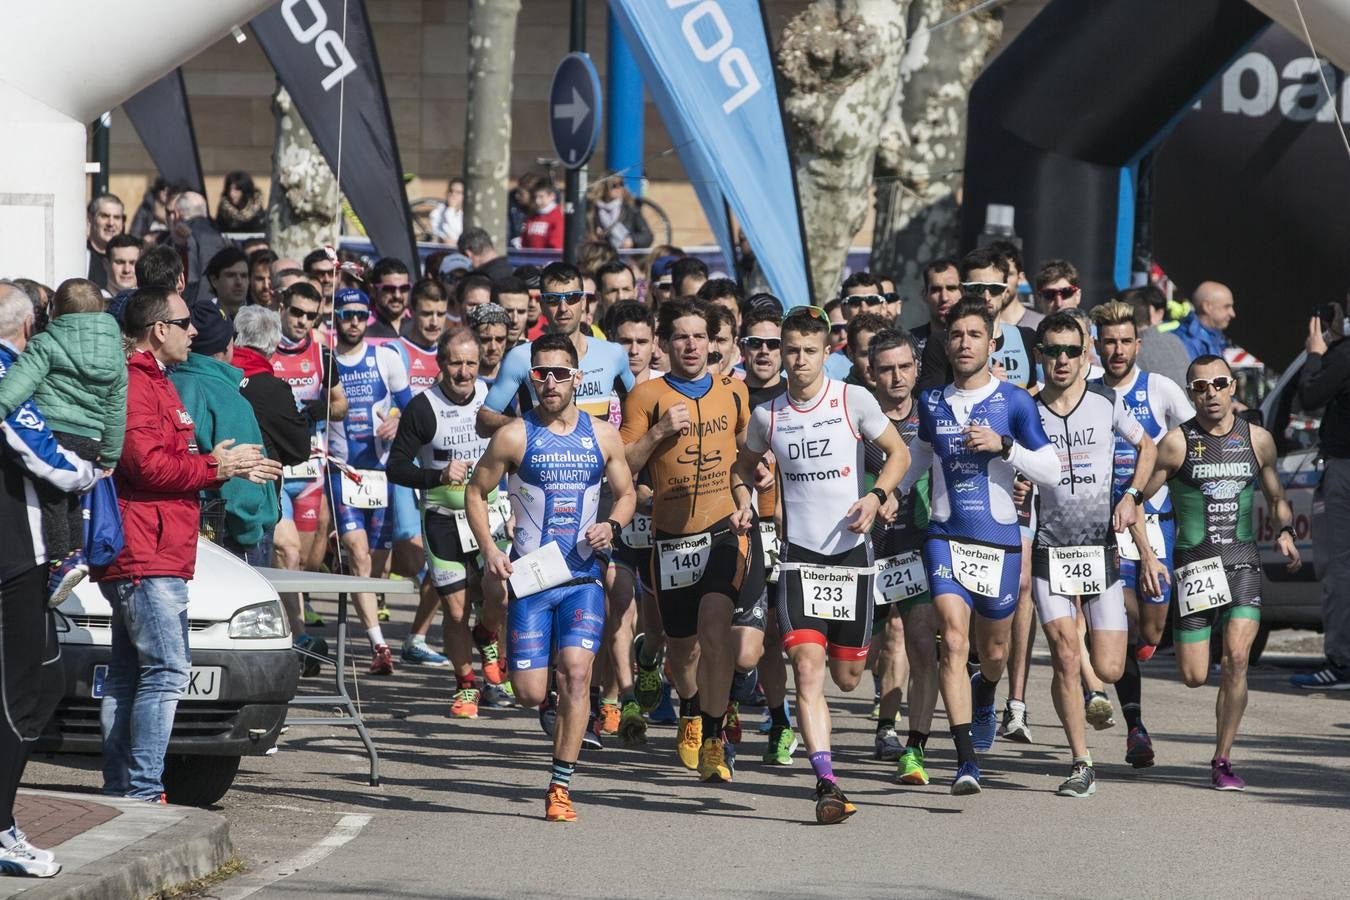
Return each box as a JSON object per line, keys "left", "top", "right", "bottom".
{"left": 1115, "top": 513, "right": 1166, "bottom": 561}
{"left": 875, "top": 548, "right": 927, "bottom": 605}
{"left": 759, "top": 521, "right": 781, "bottom": 581}
{"left": 657, "top": 532, "right": 712, "bottom": 590}
{"left": 1175, "top": 557, "right": 1233, "bottom": 616}
{"left": 451, "top": 497, "right": 512, "bottom": 551}
{"left": 341, "top": 469, "right": 388, "bottom": 509}
{"left": 621, "top": 513, "right": 652, "bottom": 549}
{"left": 1048, "top": 545, "right": 1107, "bottom": 596}
{"left": 949, "top": 540, "right": 1004, "bottom": 598}
{"left": 282, "top": 457, "right": 323, "bottom": 480}
{"left": 784, "top": 564, "right": 862, "bottom": 621}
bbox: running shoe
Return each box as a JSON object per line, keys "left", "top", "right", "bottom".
{"left": 1125, "top": 725, "right": 1156, "bottom": 769}
{"left": 1210, "top": 756, "right": 1246, "bottom": 791}
{"left": 538, "top": 692, "right": 558, "bottom": 737}
{"left": 649, "top": 684, "right": 678, "bottom": 725}
{"left": 476, "top": 634, "right": 506, "bottom": 685}
{"left": 1056, "top": 761, "right": 1096, "bottom": 798}
{"left": 482, "top": 682, "right": 514, "bottom": 708}
{"left": 762, "top": 725, "right": 798, "bottom": 765}
{"left": 1, "top": 826, "right": 54, "bottom": 865}
{"left": 730, "top": 668, "right": 759, "bottom": 705}
{"left": 998, "top": 700, "right": 1033, "bottom": 743}
{"left": 400, "top": 639, "right": 450, "bottom": 667}
{"left": 970, "top": 673, "right": 998, "bottom": 752}
{"left": 376, "top": 600, "right": 390, "bottom": 623}
{"left": 368, "top": 644, "right": 394, "bottom": 676}
{"left": 544, "top": 785, "right": 577, "bottom": 823}
{"left": 698, "top": 736, "right": 732, "bottom": 782}
{"left": 869, "top": 697, "right": 881, "bottom": 721}
{"left": 449, "top": 687, "right": 480, "bottom": 719}
{"left": 951, "top": 761, "right": 982, "bottom": 796}
{"left": 633, "top": 633, "right": 663, "bottom": 711}
{"left": 619, "top": 700, "right": 648, "bottom": 747}
{"left": 582, "top": 713, "right": 604, "bottom": 750}
{"left": 1135, "top": 642, "right": 1157, "bottom": 662}
{"left": 873, "top": 726, "right": 902, "bottom": 761}
{"left": 677, "top": 715, "right": 703, "bottom": 769}
{"left": 813, "top": 779, "right": 857, "bottom": 825}
{"left": 293, "top": 634, "right": 328, "bottom": 678}
{"left": 896, "top": 746, "right": 929, "bottom": 785}
{"left": 303, "top": 600, "right": 326, "bottom": 627}
{"left": 1085, "top": 691, "right": 1116, "bottom": 730}
{"left": 0, "top": 841, "right": 60, "bottom": 878}
{"left": 46, "top": 550, "right": 87, "bottom": 609}
{"left": 724, "top": 702, "right": 742, "bottom": 744}
{"left": 598, "top": 700, "right": 621, "bottom": 735}
{"left": 1290, "top": 664, "right": 1350, "bottom": 690}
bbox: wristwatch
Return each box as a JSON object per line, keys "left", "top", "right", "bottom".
{"left": 606, "top": 519, "right": 622, "bottom": 541}
{"left": 1279, "top": 524, "right": 1297, "bottom": 541}
{"left": 999, "top": 435, "right": 1014, "bottom": 460}
{"left": 1124, "top": 487, "right": 1144, "bottom": 505}
{"left": 868, "top": 487, "right": 887, "bottom": 505}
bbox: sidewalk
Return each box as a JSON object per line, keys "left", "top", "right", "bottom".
{"left": 1, "top": 791, "right": 231, "bottom": 899}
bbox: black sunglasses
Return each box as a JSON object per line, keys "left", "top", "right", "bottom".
{"left": 1039, "top": 287, "right": 1078, "bottom": 302}
{"left": 962, "top": 282, "right": 1008, "bottom": 297}
{"left": 158, "top": 316, "right": 192, "bottom": 330}
{"left": 739, "top": 337, "right": 781, "bottom": 351}
{"left": 1038, "top": 343, "right": 1084, "bottom": 359}
{"left": 843, "top": 294, "right": 887, "bottom": 308}
{"left": 287, "top": 306, "right": 320, "bottom": 321}
{"left": 377, "top": 282, "right": 412, "bottom": 295}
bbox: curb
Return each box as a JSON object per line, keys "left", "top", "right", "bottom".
{"left": 17, "top": 801, "right": 232, "bottom": 900}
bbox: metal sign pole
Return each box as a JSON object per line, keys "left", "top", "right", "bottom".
{"left": 563, "top": 0, "right": 586, "bottom": 265}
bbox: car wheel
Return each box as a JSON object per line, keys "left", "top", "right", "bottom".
{"left": 162, "top": 754, "right": 241, "bottom": 807}
{"left": 1249, "top": 622, "right": 1272, "bottom": 666}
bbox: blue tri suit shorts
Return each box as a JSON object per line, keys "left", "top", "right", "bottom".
{"left": 392, "top": 484, "right": 420, "bottom": 543}
{"left": 1118, "top": 514, "right": 1176, "bottom": 605}
{"left": 328, "top": 471, "right": 395, "bottom": 551}
{"left": 506, "top": 578, "right": 605, "bottom": 672}
{"left": 923, "top": 536, "right": 1022, "bottom": 620}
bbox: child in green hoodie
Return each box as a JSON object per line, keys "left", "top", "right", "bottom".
{"left": 0, "top": 278, "right": 128, "bottom": 603}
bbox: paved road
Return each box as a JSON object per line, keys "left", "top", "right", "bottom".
{"left": 27, "top": 615, "right": 1350, "bottom": 899}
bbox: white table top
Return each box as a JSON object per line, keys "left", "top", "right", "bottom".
{"left": 255, "top": 567, "right": 419, "bottom": 596}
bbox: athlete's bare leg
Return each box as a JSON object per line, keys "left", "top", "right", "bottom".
{"left": 1043, "top": 615, "right": 1089, "bottom": 758}
{"left": 935, "top": 595, "right": 974, "bottom": 727}
{"left": 1006, "top": 539, "right": 1036, "bottom": 704}
{"left": 1216, "top": 616, "right": 1259, "bottom": 759}
{"left": 696, "top": 594, "right": 737, "bottom": 720}
{"left": 877, "top": 613, "right": 908, "bottom": 725}
{"left": 900, "top": 603, "right": 939, "bottom": 734}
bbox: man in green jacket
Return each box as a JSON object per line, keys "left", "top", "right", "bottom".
{"left": 170, "top": 300, "right": 278, "bottom": 565}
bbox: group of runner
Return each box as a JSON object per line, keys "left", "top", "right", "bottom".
{"left": 271, "top": 250, "right": 1302, "bottom": 825}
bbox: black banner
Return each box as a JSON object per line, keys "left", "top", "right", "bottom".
{"left": 123, "top": 69, "right": 205, "bottom": 194}
{"left": 251, "top": 0, "right": 417, "bottom": 267}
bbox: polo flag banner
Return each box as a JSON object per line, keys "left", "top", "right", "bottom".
{"left": 251, "top": 0, "right": 417, "bottom": 267}
{"left": 123, "top": 69, "right": 205, "bottom": 195}
{"left": 607, "top": 0, "right": 811, "bottom": 306}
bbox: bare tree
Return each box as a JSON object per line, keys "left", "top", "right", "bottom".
{"left": 778, "top": 0, "right": 909, "bottom": 303}
{"left": 463, "top": 0, "right": 522, "bottom": 251}
{"left": 266, "top": 85, "right": 338, "bottom": 261}
{"left": 871, "top": 0, "right": 1005, "bottom": 296}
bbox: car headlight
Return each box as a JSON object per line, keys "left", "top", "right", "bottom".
{"left": 228, "top": 600, "right": 289, "bottom": 639}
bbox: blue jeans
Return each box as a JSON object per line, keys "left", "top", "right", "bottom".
{"left": 99, "top": 578, "right": 191, "bottom": 800}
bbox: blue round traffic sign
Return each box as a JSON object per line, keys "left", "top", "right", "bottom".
{"left": 549, "top": 52, "right": 603, "bottom": 170}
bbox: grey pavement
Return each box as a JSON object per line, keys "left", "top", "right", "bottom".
{"left": 21, "top": 624, "right": 1350, "bottom": 899}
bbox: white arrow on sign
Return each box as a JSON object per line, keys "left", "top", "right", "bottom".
{"left": 552, "top": 86, "right": 590, "bottom": 136}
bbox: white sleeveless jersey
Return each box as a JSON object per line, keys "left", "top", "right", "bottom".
{"left": 416, "top": 380, "right": 490, "bottom": 472}
{"left": 746, "top": 378, "right": 890, "bottom": 557}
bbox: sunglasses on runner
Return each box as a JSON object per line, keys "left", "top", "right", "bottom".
{"left": 1038, "top": 286, "right": 1078, "bottom": 302}
{"left": 287, "top": 306, "right": 320, "bottom": 321}
{"left": 529, "top": 365, "right": 580, "bottom": 383}
{"left": 739, "top": 337, "right": 782, "bottom": 351}
{"left": 1188, "top": 376, "right": 1233, "bottom": 393}
{"left": 843, "top": 293, "right": 887, "bottom": 308}
{"left": 1038, "top": 343, "right": 1084, "bottom": 359}
{"left": 541, "top": 291, "right": 587, "bottom": 306}
{"left": 962, "top": 282, "right": 1007, "bottom": 297}
{"left": 884, "top": 291, "right": 901, "bottom": 304}
{"left": 786, "top": 305, "right": 829, "bottom": 323}
{"left": 336, "top": 308, "right": 370, "bottom": 322}
{"left": 376, "top": 282, "right": 412, "bottom": 295}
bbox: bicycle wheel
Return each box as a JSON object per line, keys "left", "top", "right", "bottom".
{"left": 636, "top": 197, "right": 672, "bottom": 247}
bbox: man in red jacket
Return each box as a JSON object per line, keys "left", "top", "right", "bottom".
{"left": 95, "top": 287, "right": 278, "bottom": 802}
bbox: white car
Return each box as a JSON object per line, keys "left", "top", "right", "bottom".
{"left": 38, "top": 540, "right": 300, "bottom": 806}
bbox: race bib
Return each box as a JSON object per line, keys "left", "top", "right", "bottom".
{"left": 657, "top": 532, "right": 711, "bottom": 590}
{"left": 341, "top": 469, "right": 387, "bottom": 509}
{"left": 798, "top": 565, "right": 860, "bottom": 621}
{"left": 282, "top": 457, "right": 323, "bottom": 480}
{"left": 1175, "top": 557, "right": 1233, "bottom": 616}
{"left": 621, "top": 514, "right": 652, "bottom": 549}
{"left": 876, "top": 549, "right": 928, "bottom": 605}
{"left": 1115, "top": 513, "right": 1166, "bottom": 561}
{"left": 950, "top": 541, "right": 1004, "bottom": 598}
{"left": 759, "top": 521, "right": 781, "bottom": 579}
{"left": 452, "top": 500, "right": 511, "bottom": 552}
{"left": 1049, "top": 545, "right": 1107, "bottom": 596}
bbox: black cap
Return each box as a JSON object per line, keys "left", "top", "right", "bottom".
{"left": 190, "top": 299, "right": 233, "bottom": 356}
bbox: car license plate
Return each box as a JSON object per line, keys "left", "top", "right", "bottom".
{"left": 91, "top": 664, "right": 223, "bottom": 701}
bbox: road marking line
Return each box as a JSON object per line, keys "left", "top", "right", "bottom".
{"left": 215, "top": 813, "right": 372, "bottom": 899}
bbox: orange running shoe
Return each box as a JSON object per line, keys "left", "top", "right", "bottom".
{"left": 545, "top": 785, "right": 577, "bottom": 822}
{"left": 677, "top": 715, "right": 703, "bottom": 769}
{"left": 598, "top": 700, "right": 621, "bottom": 734}
{"left": 368, "top": 644, "right": 394, "bottom": 676}
{"left": 479, "top": 638, "right": 506, "bottom": 685}
{"left": 450, "top": 687, "right": 480, "bottom": 719}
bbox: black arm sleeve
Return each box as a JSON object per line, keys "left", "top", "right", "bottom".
{"left": 1298, "top": 342, "right": 1350, "bottom": 410}
{"left": 385, "top": 393, "right": 442, "bottom": 490}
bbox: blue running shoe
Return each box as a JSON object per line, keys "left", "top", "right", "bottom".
{"left": 951, "top": 761, "right": 982, "bottom": 796}
{"left": 970, "top": 673, "right": 997, "bottom": 752}
{"left": 649, "top": 682, "right": 678, "bottom": 725}
{"left": 400, "top": 639, "right": 451, "bottom": 667}
{"left": 1290, "top": 664, "right": 1350, "bottom": 690}
{"left": 731, "top": 667, "right": 760, "bottom": 704}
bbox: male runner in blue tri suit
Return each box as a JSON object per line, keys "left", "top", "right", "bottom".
{"left": 900, "top": 297, "right": 1060, "bottom": 795}
{"left": 466, "top": 333, "right": 636, "bottom": 823}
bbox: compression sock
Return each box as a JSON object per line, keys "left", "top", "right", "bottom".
{"left": 472, "top": 623, "right": 497, "bottom": 645}
{"left": 1118, "top": 649, "right": 1143, "bottom": 729}
{"left": 769, "top": 703, "right": 791, "bottom": 728}
{"left": 907, "top": 730, "right": 929, "bottom": 749}
{"left": 872, "top": 671, "right": 881, "bottom": 701}
{"left": 809, "top": 750, "right": 836, "bottom": 783}
{"left": 549, "top": 758, "right": 576, "bottom": 789}
{"left": 589, "top": 686, "right": 601, "bottom": 717}
{"left": 951, "top": 724, "right": 976, "bottom": 765}
{"left": 457, "top": 671, "right": 476, "bottom": 691}
{"left": 974, "top": 673, "right": 998, "bottom": 708}
{"left": 679, "top": 693, "right": 700, "bottom": 718}
{"left": 366, "top": 627, "right": 386, "bottom": 649}
{"left": 619, "top": 687, "right": 637, "bottom": 705}
{"left": 701, "top": 712, "right": 726, "bottom": 740}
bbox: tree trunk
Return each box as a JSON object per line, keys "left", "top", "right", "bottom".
{"left": 266, "top": 84, "right": 339, "bottom": 261}
{"left": 463, "top": 0, "right": 521, "bottom": 252}
{"left": 871, "top": 0, "right": 1004, "bottom": 310}
{"left": 778, "top": 0, "right": 909, "bottom": 304}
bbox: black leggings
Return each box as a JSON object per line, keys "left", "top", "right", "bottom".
{"left": 0, "top": 565, "right": 64, "bottom": 829}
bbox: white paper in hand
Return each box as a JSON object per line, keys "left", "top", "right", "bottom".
{"left": 508, "top": 541, "right": 575, "bottom": 598}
